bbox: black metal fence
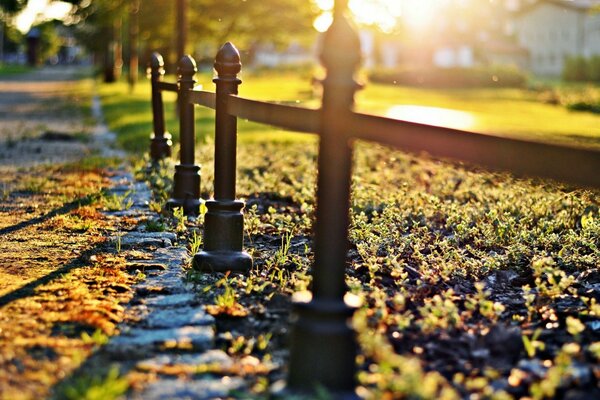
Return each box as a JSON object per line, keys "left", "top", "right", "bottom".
{"left": 148, "top": 2, "right": 600, "bottom": 396}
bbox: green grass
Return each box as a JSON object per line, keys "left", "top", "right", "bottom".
{"left": 357, "top": 84, "right": 600, "bottom": 146}
{"left": 112, "top": 71, "right": 600, "bottom": 398}
{"left": 97, "top": 72, "right": 316, "bottom": 153}
{"left": 99, "top": 71, "right": 600, "bottom": 154}
{"left": 0, "top": 64, "right": 33, "bottom": 76}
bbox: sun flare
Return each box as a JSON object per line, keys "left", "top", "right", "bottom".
{"left": 314, "top": 0, "right": 442, "bottom": 33}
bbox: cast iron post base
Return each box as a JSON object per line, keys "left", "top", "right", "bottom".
{"left": 150, "top": 132, "right": 172, "bottom": 161}
{"left": 166, "top": 164, "right": 201, "bottom": 216}
{"left": 288, "top": 295, "right": 359, "bottom": 398}
{"left": 193, "top": 199, "right": 252, "bottom": 273}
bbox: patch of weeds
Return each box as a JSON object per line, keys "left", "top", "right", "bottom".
{"left": 528, "top": 343, "right": 581, "bottom": 400}
{"left": 101, "top": 190, "right": 133, "bottom": 212}
{"left": 354, "top": 309, "right": 459, "bottom": 399}
{"left": 136, "top": 157, "right": 174, "bottom": 207}
{"left": 172, "top": 207, "right": 187, "bottom": 232}
{"left": 55, "top": 365, "right": 129, "bottom": 400}
{"left": 153, "top": 141, "right": 599, "bottom": 398}
{"left": 134, "top": 271, "right": 147, "bottom": 282}
{"left": 206, "top": 273, "right": 248, "bottom": 318}
{"left": 1, "top": 183, "right": 10, "bottom": 200}
{"left": 144, "top": 218, "right": 166, "bottom": 232}
{"left": 64, "top": 156, "right": 123, "bottom": 172}
{"left": 80, "top": 329, "right": 110, "bottom": 347}
{"left": 114, "top": 231, "right": 123, "bottom": 253}
{"left": 188, "top": 229, "right": 202, "bottom": 257}
{"left": 19, "top": 176, "right": 51, "bottom": 194}
{"left": 522, "top": 328, "right": 545, "bottom": 358}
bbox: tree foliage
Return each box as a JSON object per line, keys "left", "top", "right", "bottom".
{"left": 0, "top": 0, "right": 27, "bottom": 14}
{"left": 31, "top": 20, "right": 61, "bottom": 63}
{"left": 73, "top": 0, "right": 318, "bottom": 67}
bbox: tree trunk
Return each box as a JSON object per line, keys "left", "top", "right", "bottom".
{"left": 128, "top": 0, "right": 140, "bottom": 91}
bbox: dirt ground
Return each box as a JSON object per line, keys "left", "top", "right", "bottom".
{"left": 0, "top": 67, "right": 133, "bottom": 400}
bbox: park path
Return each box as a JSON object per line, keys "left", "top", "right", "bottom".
{"left": 0, "top": 66, "right": 97, "bottom": 167}
{"left": 0, "top": 65, "right": 133, "bottom": 399}
{"left": 0, "top": 68, "right": 245, "bottom": 400}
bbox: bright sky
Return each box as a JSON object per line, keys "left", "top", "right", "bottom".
{"left": 14, "top": 0, "right": 442, "bottom": 34}
{"left": 14, "top": 0, "right": 73, "bottom": 33}
{"left": 314, "top": 0, "right": 442, "bottom": 33}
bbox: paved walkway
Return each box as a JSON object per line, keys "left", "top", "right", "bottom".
{"left": 0, "top": 67, "right": 244, "bottom": 399}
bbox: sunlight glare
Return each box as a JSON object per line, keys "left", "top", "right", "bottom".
{"left": 313, "top": 12, "right": 334, "bottom": 33}
{"left": 314, "top": 0, "right": 443, "bottom": 33}
{"left": 386, "top": 105, "right": 476, "bottom": 130}
{"left": 404, "top": 0, "right": 440, "bottom": 30}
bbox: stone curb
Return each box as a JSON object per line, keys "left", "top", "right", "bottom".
{"left": 101, "top": 171, "right": 246, "bottom": 399}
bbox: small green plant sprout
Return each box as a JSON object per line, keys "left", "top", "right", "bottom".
{"left": 244, "top": 204, "right": 261, "bottom": 240}
{"left": 522, "top": 328, "right": 545, "bottom": 358}
{"left": 269, "top": 230, "right": 294, "bottom": 269}
{"left": 145, "top": 218, "right": 166, "bottom": 232}
{"left": 565, "top": 316, "right": 585, "bottom": 338}
{"left": 580, "top": 296, "right": 600, "bottom": 317}
{"left": 134, "top": 270, "right": 146, "bottom": 282}
{"left": 60, "top": 365, "right": 129, "bottom": 400}
{"left": 115, "top": 231, "right": 123, "bottom": 253}
{"left": 522, "top": 284, "right": 537, "bottom": 321}
{"left": 102, "top": 190, "right": 133, "bottom": 212}
{"left": 256, "top": 332, "right": 272, "bottom": 352}
{"left": 532, "top": 257, "right": 576, "bottom": 299}
{"left": 20, "top": 176, "right": 50, "bottom": 194}
{"left": 589, "top": 342, "right": 600, "bottom": 361}
{"left": 529, "top": 343, "right": 579, "bottom": 400}
{"left": 188, "top": 229, "right": 202, "bottom": 257}
{"left": 172, "top": 207, "right": 186, "bottom": 232}
{"left": 227, "top": 333, "right": 272, "bottom": 356}
{"left": 81, "top": 329, "right": 110, "bottom": 347}
{"left": 580, "top": 205, "right": 597, "bottom": 230}
{"left": 464, "top": 282, "right": 505, "bottom": 322}
{"left": 1, "top": 182, "right": 9, "bottom": 200}
{"left": 148, "top": 200, "right": 163, "bottom": 214}
{"left": 199, "top": 200, "right": 208, "bottom": 217}
{"left": 205, "top": 272, "right": 248, "bottom": 317}
{"left": 418, "top": 289, "right": 461, "bottom": 333}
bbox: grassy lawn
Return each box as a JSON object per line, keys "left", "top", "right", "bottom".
{"left": 360, "top": 85, "right": 600, "bottom": 145}
{"left": 100, "top": 72, "right": 600, "bottom": 398}
{"left": 0, "top": 64, "right": 33, "bottom": 76}
{"left": 99, "top": 71, "right": 600, "bottom": 153}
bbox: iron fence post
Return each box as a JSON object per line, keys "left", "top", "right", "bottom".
{"left": 288, "top": 0, "right": 362, "bottom": 395}
{"left": 166, "top": 55, "right": 201, "bottom": 216}
{"left": 193, "top": 42, "right": 252, "bottom": 273}
{"left": 149, "top": 52, "right": 172, "bottom": 161}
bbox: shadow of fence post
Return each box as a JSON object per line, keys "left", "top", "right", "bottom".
{"left": 166, "top": 55, "right": 201, "bottom": 216}
{"left": 148, "top": 52, "right": 172, "bottom": 162}
{"left": 193, "top": 42, "right": 252, "bottom": 273}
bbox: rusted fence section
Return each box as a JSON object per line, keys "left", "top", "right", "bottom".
{"left": 148, "top": 1, "right": 600, "bottom": 396}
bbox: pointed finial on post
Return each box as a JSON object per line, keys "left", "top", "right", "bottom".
{"left": 320, "top": 0, "right": 362, "bottom": 106}
{"left": 150, "top": 52, "right": 165, "bottom": 75}
{"left": 178, "top": 54, "right": 197, "bottom": 82}
{"left": 214, "top": 42, "right": 242, "bottom": 82}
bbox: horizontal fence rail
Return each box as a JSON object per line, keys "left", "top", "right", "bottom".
{"left": 188, "top": 89, "right": 216, "bottom": 109}
{"left": 226, "top": 96, "right": 321, "bottom": 134}
{"left": 148, "top": 0, "right": 600, "bottom": 396}
{"left": 348, "top": 113, "right": 600, "bottom": 188}
{"left": 202, "top": 93, "right": 600, "bottom": 188}
{"left": 155, "top": 81, "right": 178, "bottom": 92}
